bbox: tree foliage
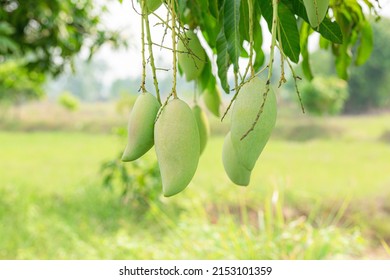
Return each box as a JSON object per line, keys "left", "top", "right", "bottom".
{"left": 152, "top": 0, "right": 380, "bottom": 97}
{"left": 0, "top": 0, "right": 121, "bottom": 76}
{"left": 301, "top": 76, "right": 348, "bottom": 115}
{"left": 346, "top": 17, "right": 390, "bottom": 113}
{"left": 0, "top": 60, "right": 45, "bottom": 104}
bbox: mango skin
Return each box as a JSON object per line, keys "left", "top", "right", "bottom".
{"left": 203, "top": 87, "right": 222, "bottom": 117}
{"left": 154, "top": 99, "right": 200, "bottom": 197}
{"left": 303, "top": 0, "right": 329, "bottom": 28}
{"left": 222, "top": 132, "right": 251, "bottom": 186}
{"left": 122, "top": 92, "right": 160, "bottom": 162}
{"left": 192, "top": 105, "right": 210, "bottom": 155}
{"left": 231, "top": 77, "right": 277, "bottom": 170}
{"left": 177, "top": 30, "right": 206, "bottom": 81}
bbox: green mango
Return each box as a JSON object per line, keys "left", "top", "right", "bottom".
{"left": 303, "top": 0, "right": 329, "bottom": 28}
{"left": 192, "top": 104, "right": 210, "bottom": 155}
{"left": 230, "top": 77, "right": 277, "bottom": 170}
{"left": 122, "top": 92, "right": 160, "bottom": 162}
{"left": 222, "top": 132, "right": 251, "bottom": 186}
{"left": 177, "top": 30, "right": 206, "bottom": 81}
{"left": 154, "top": 98, "right": 200, "bottom": 197}
{"left": 203, "top": 86, "right": 222, "bottom": 117}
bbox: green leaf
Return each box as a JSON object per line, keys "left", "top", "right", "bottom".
{"left": 318, "top": 18, "right": 343, "bottom": 44}
{"left": 178, "top": 0, "right": 188, "bottom": 16}
{"left": 286, "top": 0, "right": 343, "bottom": 44}
{"left": 239, "top": 0, "right": 249, "bottom": 41}
{"left": 355, "top": 20, "right": 373, "bottom": 66}
{"left": 209, "top": 0, "right": 219, "bottom": 19}
{"left": 216, "top": 28, "right": 230, "bottom": 93}
{"left": 335, "top": 46, "right": 351, "bottom": 80}
{"left": 278, "top": 3, "right": 300, "bottom": 63}
{"left": 198, "top": 57, "right": 213, "bottom": 92}
{"left": 253, "top": 18, "right": 264, "bottom": 71}
{"left": 258, "top": 0, "right": 273, "bottom": 29}
{"left": 201, "top": 13, "right": 219, "bottom": 47}
{"left": 224, "top": 0, "right": 241, "bottom": 72}
{"left": 300, "top": 22, "right": 314, "bottom": 80}
{"left": 319, "top": 36, "right": 330, "bottom": 49}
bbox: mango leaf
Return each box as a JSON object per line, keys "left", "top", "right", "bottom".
{"left": 335, "top": 44, "right": 352, "bottom": 80}
{"left": 178, "top": 0, "right": 188, "bottom": 16}
{"left": 258, "top": 0, "right": 300, "bottom": 63}
{"left": 216, "top": 28, "right": 230, "bottom": 93}
{"left": 239, "top": 0, "right": 249, "bottom": 41}
{"left": 355, "top": 20, "right": 373, "bottom": 66}
{"left": 319, "top": 36, "right": 330, "bottom": 49}
{"left": 318, "top": 18, "right": 343, "bottom": 44}
{"left": 209, "top": 0, "right": 219, "bottom": 19}
{"left": 253, "top": 19, "right": 264, "bottom": 71}
{"left": 278, "top": 2, "right": 300, "bottom": 63}
{"left": 300, "top": 21, "right": 314, "bottom": 80}
{"left": 201, "top": 13, "right": 219, "bottom": 47}
{"left": 286, "top": 0, "right": 343, "bottom": 44}
{"left": 224, "top": 0, "right": 241, "bottom": 72}
{"left": 198, "top": 55, "right": 218, "bottom": 98}
{"left": 258, "top": 0, "right": 272, "bottom": 28}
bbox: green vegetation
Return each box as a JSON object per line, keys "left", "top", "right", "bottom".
{"left": 1, "top": 109, "right": 390, "bottom": 259}
{"left": 58, "top": 92, "right": 80, "bottom": 112}
{"left": 300, "top": 76, "right": 348, "bottom": 115}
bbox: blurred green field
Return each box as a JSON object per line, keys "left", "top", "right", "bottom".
{"left": 1, "top": 109, "right": 390, "bottom": 259}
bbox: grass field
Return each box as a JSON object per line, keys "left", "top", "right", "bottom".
{"left": 1, "top": 103, "right": 390, "bottom": 259}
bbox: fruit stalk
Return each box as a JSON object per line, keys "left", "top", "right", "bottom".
{"left": 248, "top": 0, "right": 254, "bottom": 77}
{"left": 140, "top": 0, "right": 146, "bottom": 93}
{"left": 170, "top": 0, "right": 178, "bottom": 98}
{"left": 144, "top": 9, "right": 162, "bottom": 104}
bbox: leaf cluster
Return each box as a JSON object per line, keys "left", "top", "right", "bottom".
{"left": 174, "top": 0, "right": 378, "bottom": 94}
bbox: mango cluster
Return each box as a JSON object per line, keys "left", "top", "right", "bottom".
{"left": 122, "top": 95, "right": 210, "bottom": 197}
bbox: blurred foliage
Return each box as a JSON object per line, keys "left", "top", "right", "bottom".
{"left": 300, "top": 17, "right": 390, "bottom": 114}
{"left": 301, "top": 76, "right": 348, "bottom": 116}
{"left": 0, "top": 0, "right": 123, "bottom": 75}
{"left": 115, "top": 91, "right": 137, "bottom": 115}
{"left": 58, "top": 91, "right": 79, "bottom": 112}
{"left": 0, "top": 0, "right": 124, "bottom": 102}
{"left": 345, "top": 17, "right": 390, "bottom": 113}
{"left": 0, "top": 60, "right": 45, "bottom": 105}
{"left": 101, "top": 151, "right": 163, "bottom": 213}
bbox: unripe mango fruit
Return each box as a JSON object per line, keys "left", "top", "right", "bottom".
{"left": 192, "top": 104, "right": 210, "bottom": 155}
{"left": 177, "top": 30, "right": 206, "bottom": 81}
{"left": 122, "top": 92, "right": 160, "bottom": 162}
{"left": 303, "top": 0, "right": 329, "bottom": 28}
{"left": 222, "top": 132, "right": 251, "bottom": 186}
{"left": 203, "top": 87, "right": 222, "bottom": 117}
{"left": 231, "top": 77, "right": 277, "bottom": 170}
{"left": 154, "top": 98, "right": 200, "bottom": 197}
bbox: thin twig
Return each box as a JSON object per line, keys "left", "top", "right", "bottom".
{"left": 170, "top": 0, "right": 177, "bottom": 98}
{"left": 140, "top": 0, "right": 146, "bottom": 93}
{"left": 144, "top": 12, "right": 162, "bottom": 104}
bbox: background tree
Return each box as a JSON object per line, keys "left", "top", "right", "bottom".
{"left": 0, "top": 0, "right": 123, "bottom": 102}
{"left": 345, "top": 17, "right": 390, "bottom": 113}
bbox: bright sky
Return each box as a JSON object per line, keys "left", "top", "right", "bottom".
{"left": 96, "top": 0, "right": 390, "bottom": 85}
